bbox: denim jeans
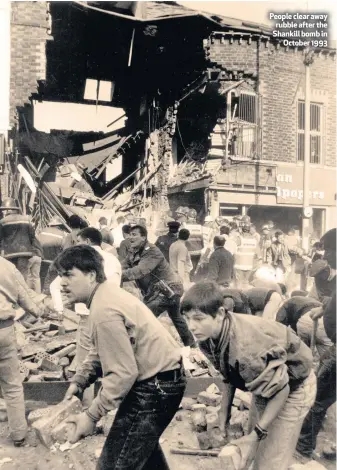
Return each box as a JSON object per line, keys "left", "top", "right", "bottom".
{"left": 248, "top": 370, "right": 317, "bottom": 470}
{"left": 27, "top": 256, "right": 42, "bottom": 293}
{"left": 296, "top": 345, "right": 336, "bottom": 457}
{"left": 146, "top": 290, "right": 195, "bottom": 347}
{"left": 97, "top": 371, "right": 186, "bottom": 470}
{"left": 0, "top": 324, "right": 28, "bottom": 441}
{"left": 297, "top": 313, "right": 333, "bottom": 360}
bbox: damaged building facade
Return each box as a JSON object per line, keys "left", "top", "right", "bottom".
{"left": 167, "top": 30, "right": 336, "bottom": 239}
{"left": 1, "top": 1, "right": 336, "bottom": 240}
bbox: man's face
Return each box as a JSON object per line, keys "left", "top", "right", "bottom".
{"left": 59, "top": 267, "right": 96, "bottom": 304}
{"left": 250, "top": 226, "right": 256, "bottom": 235}
{"left": 184, "top": 309, "right": 223, "bottom": 342}
{"left": 276, "top": 234, "right": 284, "bottom": 243}
{"left": 129, "top": 228, "right": 146, "bottom": 250}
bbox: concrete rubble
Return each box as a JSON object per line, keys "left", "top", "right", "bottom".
{"left": 181, "top": 383, "right": 250, "bottom": 452}
{"left": 13, "top": 309, "right": 78, "bottom": 384}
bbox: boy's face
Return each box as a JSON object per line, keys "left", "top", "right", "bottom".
{"left": 184, "top": 308, "right": 224, "bottom": 341}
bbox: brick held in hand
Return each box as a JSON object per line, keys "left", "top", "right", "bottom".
{"left": 197, "top": 391, "right": 222, "bottom": 407}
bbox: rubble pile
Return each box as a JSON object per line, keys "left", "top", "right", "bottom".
{"left": 180, "top": 384, "right": 250, "bottom": 451}
{"left": 16, "top": 311, "right": 78, "bottom": 383}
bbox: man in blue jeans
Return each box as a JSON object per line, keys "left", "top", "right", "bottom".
{"left": 56, "top": 245, "right": 186, "bottom": 470}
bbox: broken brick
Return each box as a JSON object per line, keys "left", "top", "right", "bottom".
{"left": 40, "top": 370, "right": 64, "bottom": 381}
{"left": 52, "top": 344, "right": 76, "bottom": 359}
{"left": 218, "top": 444, "right": 242, "bottom": 470}
{"left": 206, "top": 383, "right": 221, "bottom": 395}
{"left": 28, "top": 375, "right": 44, "bottom": 382}
{"left": 197, "top": 431, "right": 212, "bottom": 450}
{"left": 28, "top": 408, "right": 52, "bottom": 425}
{"left": 227, "top": 423, "right": 244, "bottom": 442}
{"left": 59, "top": 357, "right": 70, "bottom": 367}
{"left": 191, "top": 410, "right": 207, "bottom": 432}
{"left": 180, "top": 397, "right": 196, "bottom": 410}
{"left": 51, "top": 420, "right": 75, "bottom": 444}
{"left": 209, "top": 427, "right": 226, "bottom": 448}
{"left": 32, "top": 396, "right": 82, "bottom": 447}
{"left": 206, "top": 412, "right": 219, "bottom": 432}
{"left": 39, "top": 356, "right": 61, "bottom": 372}
{"left": 191, "top": 404, "right": 207, "bottom": 414}
{"left": 197, "top": 391, "right": 222, "bottom": 407}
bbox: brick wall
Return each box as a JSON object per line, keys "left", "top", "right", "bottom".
{"left": 207, "top": 37, "right": 336, "bottom": 167}
{"left": 10, "top": 1, "right": 50, "bottom": 127}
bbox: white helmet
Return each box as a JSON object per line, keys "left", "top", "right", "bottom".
{"left": 204, "top": 215, "right": 214, "bottom": 223}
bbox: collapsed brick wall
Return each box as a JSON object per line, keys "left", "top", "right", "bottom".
{"left": 10, "top": 1, "right": 50, "bottom": 127}
{"left": 206, "top": 37, "right": 336, "bottom": 167}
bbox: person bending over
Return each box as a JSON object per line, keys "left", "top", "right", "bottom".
{"left": 181, "top": 281, "right": 316, "bottom": 470}
{"left": 57, "top": 245, "right": 186, "bottom": 470}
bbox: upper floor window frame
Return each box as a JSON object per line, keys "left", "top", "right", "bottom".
{"left": 297, "top": 100, "right": 325, "bottom": 165}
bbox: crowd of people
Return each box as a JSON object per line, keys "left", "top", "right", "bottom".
{"left": 0, "top": 197, "right": 335, "bottom": 470}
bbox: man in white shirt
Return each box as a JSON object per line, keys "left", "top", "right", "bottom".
{"left": 50, "top": 228, "right": 121, "bottom": 384}
{"left": 111, "top": 216, "right": 125, "bottom": 250}
{"left": 220, "top": 225, "right": 238, "bottom": 256}
{"left": 169, "top": 229, "right": 192, "bottom": 290}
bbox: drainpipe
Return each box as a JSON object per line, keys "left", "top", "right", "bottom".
{"left": 302, "top": 50, "right": 314, "bottom": 253}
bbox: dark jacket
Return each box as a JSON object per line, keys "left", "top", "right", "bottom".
{"left": 121, "top": 242, "right": 180, "bottom": 300}
{"left": 271, "top": 241, "right": 291, "bottom": 268}
{"left": 0, "top": 214, "right": 43, "bottom": 259}
{"left": 245, "top": 287, "right": 277, "bottom": 314}
{"left": 37, "top": 226, "right": 66, "bottom": 262}
{"left": 200, "top": 313, "right": 313, "bottom": 396}
{"left": 221, "top": 288, "right": 251, "bottom": 314}
{"left": 323, "top": 292, "right": 336, "bottom": 344}
{"left": 276, "top": 296, "right": 322, "bottom": 333}
{"left": 118, "top": 238, "right": 132, "bottom": 262}
{"left": 155, "top": 233, "right": 177, "bottom": 262}
{"left": 207, "top": 247, "right": 234, "bottom": 286}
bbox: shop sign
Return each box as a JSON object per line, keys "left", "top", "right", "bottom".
{"left": 276, "top": 166, "right": 336, "bottom": 206}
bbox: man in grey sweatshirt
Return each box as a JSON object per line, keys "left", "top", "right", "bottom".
{"left": 56, "top": 245, "right": 186, "bottom": 470}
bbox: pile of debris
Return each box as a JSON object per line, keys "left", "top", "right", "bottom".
{"left": 16, "top": 309, "right": 78, "bottom": 383}
{"left": 180, "top": 384, "right": 249, "bottom": 452}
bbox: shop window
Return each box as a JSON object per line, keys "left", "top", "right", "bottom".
{"left": 297, "top": 101, "right": 323, "bottom": 164}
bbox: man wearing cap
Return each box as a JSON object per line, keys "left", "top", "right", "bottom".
{"left": 155, "top": 220, "right": 180, "bottom": 262}
{"left": 0, "top": 198, "right": 43, "bottom": 292}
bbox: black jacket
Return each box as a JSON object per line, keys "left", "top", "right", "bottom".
{"left": 207, "top": 247, "right": 234, "bottom": 286}
{"left": 121, "top": 242, "right": 180, "bottom": 299}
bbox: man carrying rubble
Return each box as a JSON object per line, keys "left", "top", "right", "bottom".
{"left": 55, "top": 245, "right": 186, "bottom": 469}
{"left": 0, "top": 256, "right": 46, "bottom": 447}
{"left": 181, "top": 281, "right": 316, "bottom": 470}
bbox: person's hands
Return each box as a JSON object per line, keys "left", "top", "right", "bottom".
{"left": 65, "top": 383, "right": 81, "bottom": 400}
{"left": 309, "top": 306, "right": 324, "bottom": 321}
{"left": 230, "top": 431, "right": 260, "bottom": 468}
{"left": 67, "top": 412, "right": 96, "bottom": 443}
